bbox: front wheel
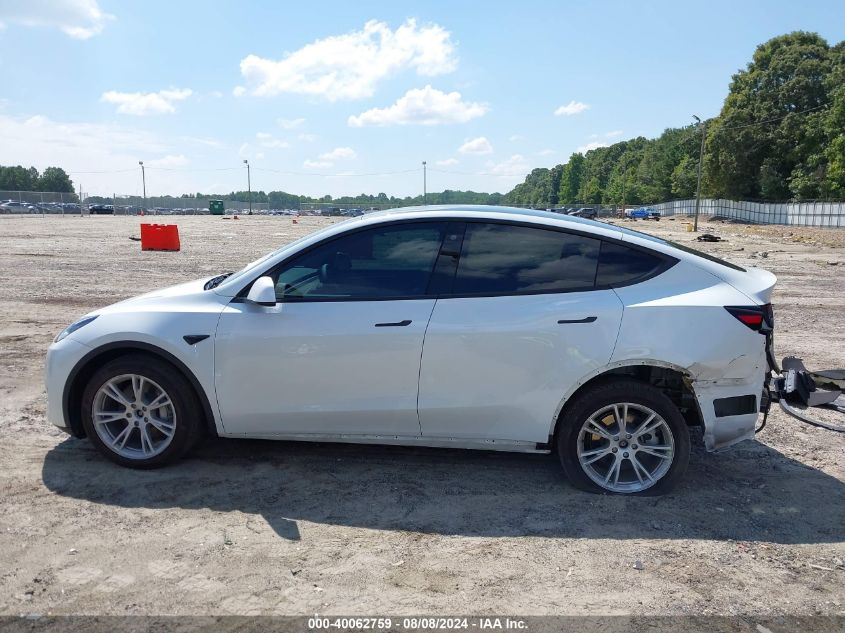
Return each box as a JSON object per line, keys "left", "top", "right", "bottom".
{"left": 81, "top": 354, "right": 202, "bottom": 469}
{"left": 557, "top": 380, "right": 690, "bottom": 495}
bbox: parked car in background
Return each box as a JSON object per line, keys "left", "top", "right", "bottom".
{"left": 568, "top": 207, "right": 598, "bottom": 219}
{"left": 628, "top": 207, "right": 660, "bottom": 220}
{"left": 89, "top": 204, "right": 115, "bottom": 215}
{"left": 46, "top": 205, "right": 775, "bottom": 495}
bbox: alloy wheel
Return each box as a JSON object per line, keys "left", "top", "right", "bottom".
{"left": 91, "top": 373, "right": 177, "bottom": 459}
{"left": 576, "top": 402, "right": 675, "bottom": 493}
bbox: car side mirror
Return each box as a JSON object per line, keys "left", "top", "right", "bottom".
{"left": 246, "top": 276, "right": 276, "bottom": 306}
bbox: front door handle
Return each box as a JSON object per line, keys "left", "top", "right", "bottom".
{"left": 375, "top": 319, "right": 412, "bottom": 327}
{"left": 557, "top": 316, "right": 597, "bottom": 324}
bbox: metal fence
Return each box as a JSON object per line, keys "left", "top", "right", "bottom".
{"left": 651, "top": 198, "right": 845, "bottom": 228}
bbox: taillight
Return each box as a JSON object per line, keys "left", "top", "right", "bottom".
{"left": 725, "top": 305, "right": 773, "bottom": 333}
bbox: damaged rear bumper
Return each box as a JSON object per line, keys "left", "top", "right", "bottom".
{"left": 688, "top": 348, "right": 768, "bottom": 452}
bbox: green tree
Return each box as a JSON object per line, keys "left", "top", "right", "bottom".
{"left": 671, "top": 155, "right": 698, "bottom": 198}
{"left": 558, "top": 153, "right": 584, "bottom": 203}
{"left": 0, "top": 165, "right": 40, "bottom": 191}
{"left": 706, "top": 32, "right": 833, "bottom": 199}
{"left": 36, "top": 167, "right": 74, "bottom": 193}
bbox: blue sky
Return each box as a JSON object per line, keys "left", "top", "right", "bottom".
{"left": 1, "top": 0, "right": 844, "bottom": 198}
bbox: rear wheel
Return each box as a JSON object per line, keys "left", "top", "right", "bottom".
{"left": 81, "top": 354, "right": 202, "bottom": 468}
{"left": 557, "top": 380, "right": 690, "bottom": 495}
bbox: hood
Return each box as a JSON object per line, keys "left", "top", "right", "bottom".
{"left": 94, "top": 277, "right": 214, "bottom": 314}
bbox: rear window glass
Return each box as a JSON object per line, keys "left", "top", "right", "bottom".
{"left": 610, "top": 224, "right": 746, "bottom": 272}
{"left": 453, "top": 223, "right": 600, "bottom": 295}
{"left": 596, "top": 241, "right": 666, "bottom": 286}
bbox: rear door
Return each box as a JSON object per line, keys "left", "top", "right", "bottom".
{"left": 418, "top": 222, "right": 624, "bottom": 444}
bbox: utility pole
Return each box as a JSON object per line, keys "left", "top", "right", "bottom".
{"left": 139, "top": 161, "right": 146, "bottom": 215}
{"left": 243, "top": 159, "right": 252, "bottom": 214}
{"left": 692, "top": 115, "right": 707, "bottom": 232}
{"left": 422, "top": 161, "right": 427, "bottom": 205}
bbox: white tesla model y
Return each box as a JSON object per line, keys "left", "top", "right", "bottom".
{"left": 46, "top": 206, "right": 776, "bottom": 494}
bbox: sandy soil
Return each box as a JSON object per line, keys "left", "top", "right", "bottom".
{"left": 0, "top": 213, "right": 843, "bottom": 616}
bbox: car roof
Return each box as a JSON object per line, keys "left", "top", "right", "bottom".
{"left": 363, "top": 204, "right": 621, "bottom": 236}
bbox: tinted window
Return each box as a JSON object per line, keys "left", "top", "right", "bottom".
{"left": 452, "top": 223, "right": 600, "bottom": 295}
{"left": 596, "top": 241, "right": 665, "bottom": 286}
{"left": 272, "top": 222, "right": 445, "bottom": 300}
{"left": 609, "top": 224, "right": 745, "bottom": 271}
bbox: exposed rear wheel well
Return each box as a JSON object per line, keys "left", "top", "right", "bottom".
{"left": 550, "top": 364, "right": 702, "bottom": 445}
{"left": 64, "top": 344, "right": 216, "bottom": 439}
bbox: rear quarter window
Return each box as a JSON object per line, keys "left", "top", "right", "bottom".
{"left": 596, "top": 241, "right": 668, "bottom": 287}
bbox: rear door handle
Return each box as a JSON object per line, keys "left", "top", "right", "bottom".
{"left": 557, "top": 316, "right": 597, "bottom": 324}
{"left": 375, "top": 319, "right": 412, "bottom": 327}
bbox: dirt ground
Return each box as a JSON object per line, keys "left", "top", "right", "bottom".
{"left": 0, "top": 212, "right": 843, "bottom": 617}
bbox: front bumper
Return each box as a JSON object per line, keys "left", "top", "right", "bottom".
{"left": 45, "top": 337, "right": 91, "bottom": 432}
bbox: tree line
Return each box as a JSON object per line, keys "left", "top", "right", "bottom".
{"left": 175, "top": 189, "right": 504, "bottom": 208}
{"left": 0, "top": 165, "right": 75, "bottom": 193}
{"left": 504, "top": 32, "right": 845, "bottom": 207}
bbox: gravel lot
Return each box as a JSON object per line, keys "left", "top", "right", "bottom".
{"left": 0, "top": 213, "right": 843, "bottom": 616}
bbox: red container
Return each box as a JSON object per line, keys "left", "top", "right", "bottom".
{"left": 140, "top": 223, "right": 181, "bottom": 251}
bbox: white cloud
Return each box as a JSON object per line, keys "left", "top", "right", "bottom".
{"left": 508, "top": 134, "right": 525, "bottom": 142}
{"left": 233, "top": 86, "right": 246, "bottom": 97}
{"left": 458, "top": 137, "right": 493, "bottom": 155}
{"left": 238, "top": 19, "right": 457, "bottom": 100}
{"left": 101, "top": 88, "right": 192, "bottom": 116}
{"left": 348, "top": 85, "right": 487, "bottom": 127}
{"left": 298, "top": 132, "right": 317, "bottom": 142}
{"left": 487, "top": 154, "right": 530, "bottom": 177}
{"left": 576, "top": 141, "right": 609, "bottom": 153}
{"left": 0, "top": 112, "right": 173, "bottom": 194}
{"left": 319, "top": 147, "right": 356, "bottom": 160}
{"left": 181, "top": 136, "right": 223, "bottom": 148}
{"left": 304, "top": 159, "right": 332, "bottom": 169}
{"left": 590, "top": 130, "right": 623, "bottom": 140}
{"left": 0, "top": 0, "right": 114, "bottom": 39}
{"left": 255, "top": 132, "right": 290, "bottom": 149}
{"left": 537, "top": 149, "right": 555, "bottom": 156}
{"left": 146, "top": 154, "right": 189, "bottom": 168}
{"left": 436, "top": 158, "right": 458, "bottom": 166}
{"left": 554, "top": 100, "right": 590, "bottom": 116}
{"left": 278, "top": 117, "right": 306, "bottom": 129}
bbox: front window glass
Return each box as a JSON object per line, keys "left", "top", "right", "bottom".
{"left": 272, "top": 222, "right": 446, "bottom": 300}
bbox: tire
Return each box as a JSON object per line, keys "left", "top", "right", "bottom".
{"left": 556, "top": 380, "right": 690, "bottom": 495}
{"left": 81, "top": 354, "right": 203, "bottom": 469}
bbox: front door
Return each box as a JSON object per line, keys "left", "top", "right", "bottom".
{"left": 214, "top": 221, "right": 447, "bottom": 437}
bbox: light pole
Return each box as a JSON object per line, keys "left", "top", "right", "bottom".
{"left": 243, "top": 159, "right": 252, "bottom": 215}
{"left": 138, "top": 161, "right": 146, "bottom": 215}
{"left": 692, "top": 115, "right": 707, "bottom": 232}
{"left": 422, "top": 161, "right": 427, "bottom": 205}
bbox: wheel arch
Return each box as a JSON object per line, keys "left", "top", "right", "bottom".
{"left": 63, "top": 341, "right": 217, "bottom": 439}
{"left": 548, "top": 360, "right": 704, "bottom": 446}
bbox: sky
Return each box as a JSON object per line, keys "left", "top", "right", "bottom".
{"left": 1, "top": 0, "right": 844, "bottom": 199}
